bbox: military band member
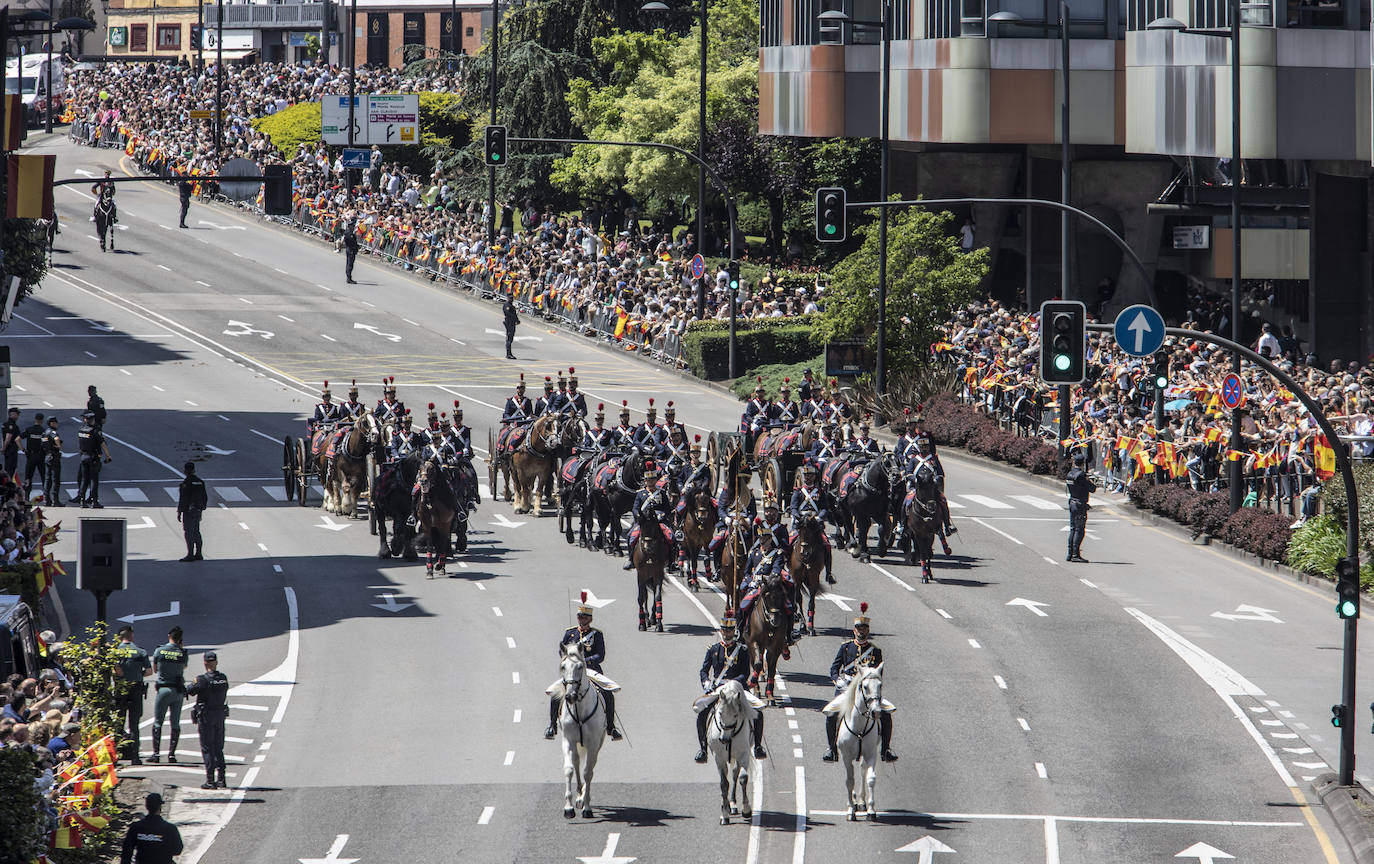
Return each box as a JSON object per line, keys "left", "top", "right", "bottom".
{"left": 546, "top": 595, "right": 622, "bottom": 740}
{"left": 339, "top": 381, "right": 367, "bottom": 420}
{"left": 309, "top": 382, "right": 342, "bottom": 432}
{"left": 374, "top": 377, "right": 406, "bottom": 425}
{"left": 534, "top": 376, "right": 558, "bottom": 415}
{"left": 611, "top": 402, "right": 637, "bottom": 448}
{"left": 634, "top": 399, "right": 666, "bottom": 450}
{"left": 564, "top": 368, "right": 589, "bottom": 417}
{"left": 583, "top": 404, "right": 612, "bottom": 451}
{"left": 502, "top": 375, "right": 533, "bottom": 426}
{"left": 693, "top": 611, "right": 766, "bottom": 762}
{"left": 822, "top": 604, "right": 897, "bottom": 763}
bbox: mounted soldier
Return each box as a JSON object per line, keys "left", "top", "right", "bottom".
{"left": 798, "top": 368, "right": 819, "bottom": 404}
{"left": 338, "top": 381, "right": 367, "bottom": 421}
{"left": 789, "top": 464, "right": 835, "bottom": 584}
{"left": 741, "top": 379, "right": 769, "bottom": 437}
{"left": 693, "top": 611, "right": 766, "bottom": 763}
{"left": 910, "top": 417, "right": 955, "bottom": 537}
{"left": 772, "top": 380, "right": 800, "bottom": 427}
{"left": 737, "top": 526, "right": 796, "bottom": 651}
{"left": 893, "top": 409, "right": 920, "bottom": 466}
{"left": 675, "top": 436, "right": 713, "bottom": 526}
{"left": 386, "top": 413, "right": 420, "bottom": 462}
{"left": 623, "top": 460, "right": 674, "bottom": 571}
{"left": 374, "top": 377, "right": 405, "bottom": 427}
{"left": 662, "top": 401, "right": 686, "bottom": 442}
{"left": 534, "top": 376, "right": 559, "bottom": 416}
{"left": 658, "top": 426, "right": 691, "bottom": 484}
{"left": 545, "top": 594, "right": 622, "bottom": 741}
{"left": 582, "top": 404, "right": 613, "bottom": 452}
{"left": 611, "top": 401, "right": 637, "bottom": 448}
{"left": 564, "top": 368, "right": 588, "bottom": 417}
{"left": 823, "top": 603, "right": 897, "bottom": 763}
{"left": 448, "top": 401, "right": 473, "bottom": 460}
{"left": 848, "top": 418, "right": 880, "bottom": 455}
{"left": 309, "top": 382, "right": 342, "bottom": 434}
{"left": 419, "top": 403, "right": 442, "bottom": 445}
{"left": 634, "top": 399, "right": 666, "bottom": 450}
{"left": 806, "top": 422, "right": 840, "bottom": 468}
{"left": 823, "top": 381, "right": 853, "bottom": 429}
{"left": 501, "top": 374, "right": 533, "bottom": 427}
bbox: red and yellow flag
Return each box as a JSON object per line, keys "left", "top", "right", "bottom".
{"left": 1315, "top": 434, "right": 1336, "bottom": 481}
{"left": 52, "top": 826, "right": 82, "bottom": 849}
{"left": 6, "top": 153, "right": 56, "bottom": 219}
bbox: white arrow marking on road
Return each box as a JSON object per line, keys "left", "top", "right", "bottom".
{"left": 1059, "top": 525, "right": 1101, "bottom": 540}
{"left": 819, "top": 591, "right": 857, "bottom": 612}
{"left": 117, "top": 601, "right": 181, "bottom": 624}
{"left": 371, "top": 593, "right": 414, "bottom": 613}
{"left": 490, "top": 512, "right": 526, "bottom": 529}
{"left": 127, "top": 516, "right": 157, "bottom": 530}
{"left": 577, "top": 832, "right": 636, "bottom": 864}
{"left": 315, "top": 516, "right": 349, "bottom": 531}
{"left": 223, "top": 320, "right": 274, "bottom": 340}
{"left": 1127, "top": 310, "right": 1152, "bottom": 354}
{"left": 74, "top": 169, "right": 97, "bottom": 178}
{"left": 1209, "top": 604, "right": 1284, "bottom": 624}
{"left": 895, "top": 835, "right": 956, "bottom": 862}
{"left": 575, "top": 590, "right": 615, "bottom": 609}
{"left": 200, "top": 444, "right": 237, "bottom": 456}
{"left": 1292, "top": 761, "right": 1330, "bottom": 769}
{"left": 483, "top": 327, "right": 543, "bottom": 342}
{"left": 299, "top": 834, "right": 359, "bottom": 864}
{"left": 1174, "top": 841, "right": 1233, "bottom": 863}
{"left": 353, "top": 322, "right": 402, "bottom": 343}
{"left": 198, "top": 219, "right": 247, "bottom": 231}
{"left": 1006, "top": 598, "right": 1049, "bottom": 617}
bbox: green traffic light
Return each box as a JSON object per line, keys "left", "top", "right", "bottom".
{"left": 1339, "top": 600, "right": 1358, "bottom": 618}
{"left": 1155, "top": 375, "right": 1168, "bottom": 388}
{"left": 825, "top": 225, "right": 836, "bottom": 235}
{"left": 491, "top": 153, "right": 501, "bottom": 162}
{"left": 1054, "top": 354, "right": 1071, "bottom": 372}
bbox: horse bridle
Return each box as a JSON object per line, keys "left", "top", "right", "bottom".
{"left": 561, "top": 654, "right": 602, "bottom": 741}
{"left": 711, "top": 696, "right": 747, "bottom": 749}
{"left": 841, "top": 676, "right": 881, "bottom": 741}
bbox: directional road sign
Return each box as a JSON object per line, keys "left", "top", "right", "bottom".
{"left": 1113, "top": 304, "right": 1165, "bottom": 357}
{"left": 1221, "top": 372, "right": 1245, "bottom": 410}
{"left": 688, "top": 253, "right": 706, "bottom": 281}
{"left": 341, "top": 148, "right": 370, "bottom": 170}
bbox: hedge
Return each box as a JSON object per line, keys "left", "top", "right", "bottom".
{"left": 1125, "top": 478, "right": 1295, "bottom": 562}
{"left": 921, "top": 391, "right": 1059, "bottom": 475}
{"left": 732, "top": 353, "right": 826, "bottom": 400}
{"left": 681, "top": 316, "right": 822, "bottom": 381}
{"left": 0, "top": 561, "right": 41, "bottom": 615}
{"left": 0, "top": 747, "right": 44, "bottom": 864}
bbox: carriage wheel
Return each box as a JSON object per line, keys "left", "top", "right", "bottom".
{"left": 759, "top": 459, "right": 780, "bottom": 500}
{"left": 706, "top": 432, "right": 720, "bottom": 491}
{"left": 296, "top": 440, "right": 311, "bottom": 506}
{"left": 282, "top": 436, "right": 297, "bottom": 502}
{"left": 487, "top": 430, "right": 499, "bottom": 502}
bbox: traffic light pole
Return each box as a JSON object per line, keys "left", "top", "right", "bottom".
{"left": 1087, "top": 321, "right": 1361, "bottom": 786}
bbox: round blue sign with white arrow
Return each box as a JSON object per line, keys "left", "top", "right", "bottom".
{"left": 1113, "top": 304, "right": 1166, "bottom": 357}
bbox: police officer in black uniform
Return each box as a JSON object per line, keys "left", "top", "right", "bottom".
{"left": 546, "top": 599, "right": 622, "bottom": 740}
{"left": 503, "top": 297, "right": 520, "bottom": 359}
{"left": 76, "top": 411, "right": 112, "bottom": 508}
{"left": 2, "top": 406, "right": 20, "bottom": 478}
{"left": 41, "top": 416, "right": 63, "bottom": 506}
{"left": 120, "top": 793, "right": 183, "bottom": 864}
{"left": 112, "top": 625, "right": 152, "bottom": 764}
{"left": 87, "top": 385, "right": 107, "bottom": 428}
{"left": 187, "top": 650, "right": 229, "bottom": 789}
{"left": 1066, "top": 451, "right": 1096, "bottom": 563}
{"left": 21, "top": 411, "right": 45, "bottom": 493}
{"left": 343, "top": 216, "right": 360, "bottom": 284}
{"left": 692, "top": 611, "right": 766, "bottom": 762}
{"left": 822, "top": 604, "right": 897, "bottom": 763}
{"left": 178, "top": 462, "right": 208, "bottom": 562}
{"left": 178, "top": 176, "right": 193, "bottom": 228}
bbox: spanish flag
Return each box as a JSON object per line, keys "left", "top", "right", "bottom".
{"left": 6, "top": 153, "right": 55, "bottom": 219}
{"left": 0, "top": 94, "right": 21, "bottom": 150}
{"left": 52, "top": 825, "right": 82, "bottom": 849}
{"left": 1315, "top": 434, "right": 1336, "bottom": 481}
{"left": 84, "top": 735, "right": 118, "bottom": 767}
{"left": 614, "top": 309, "right": 628, "bottom": 339}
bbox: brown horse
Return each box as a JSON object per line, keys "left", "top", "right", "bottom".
{"left": 745, "top": 574, "right": 790, "bottom": 703}
{"left": 680, "top": 486, "right": 715, "bottom": 590}
{"left": 631, "top": 506, "right": 667, "bottom": 632}
{"left": 327, "top": 413, "right": 378, "bottom": 519}
{"left": 511, "top": 413, "right": 561, "bottom": 515}
{"left": 417, "top": 459, "right": 457, "bottom": 577}
{"left": 789, "top": 513, "right": 827, "bottom": 636}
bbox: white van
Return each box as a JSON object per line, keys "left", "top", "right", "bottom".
{"left": 5, "top": 55, "right": 65, "bottom": 128}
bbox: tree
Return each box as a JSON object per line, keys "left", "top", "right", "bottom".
{"left": 819, "top": 205, "right": 989, "bottom": 376}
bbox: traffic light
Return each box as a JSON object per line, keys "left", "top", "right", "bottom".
{"left": 815, "top": 187, "right": 847, "bottom": 243}
{"left": 484, "top": 124, "right": 507, "bottom": 167}
{"left": 1038, "top": 300, "right": 1086, "bottom": 386}
{"left": 727, "top": 260, "right": 740, "bottom": 293}
{"left": 1337, "top": 556, "right": 1360, "bottom": 619}
{"left": 1151, "top": 355, "right": 1170, "bottom": 390}
{"left": 262, "top": 164, "right": 292, "bottom": 216}
{"left": 1332, "top": 704, "right": 1347, "bottom": 728}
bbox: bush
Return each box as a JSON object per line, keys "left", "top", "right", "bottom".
{"left": 0, "top": 747, "right": 43, "bottom": 863}
{"left": 1286, "top": 515, "right": 1374, "bottom": 588}
{"left": 732, "top": 353, "right": 825, "bottom": 400}
{"left": 1219, "top": 510, "right": 1293, "bottom": 562}
{"left": 251, "top": 102, "right": 320, "bottom": 158}
{"left": 1022, "top": 442, "right": 1058, "bottom": 476}
{"left": 681, "top": 316, "right": 822, "bottom": 380}
{"left": 0, "top": 561, "right": 41, "bottom": 615}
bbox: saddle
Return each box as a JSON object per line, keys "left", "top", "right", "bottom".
{"left": 310, "top": 429, "right": 340, "bottom": 459}
{"left": 560, "top": 456, "right": 587, "bottom": 485}
{"left": 821, "top": 457, "right": 850, "bottom": 488}
{"left": 592, "top": 460, "right": 622, "bottom": 494}
{"left": 496, "top": 425, "right": 527, "bottom": 455}
{"left": 838, "top": 468, "right": 862, "bottom": 501}
{"left": 324, "top": 429, "right": 350, "bottom": 460}
{"left": 374, "top": 466, "right": 398, "bottom": 500}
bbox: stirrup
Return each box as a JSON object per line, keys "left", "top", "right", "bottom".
{"left": 945, "top": 523, "right": 957, "bottom": 535}
{"left": 694, "top": 748, "right": 708, "bottom": 763}
{"left": 543, "top": 724, "right": 557, "bottom": 739}
{"left": 822, "top": 749, "right": 838, "bottom": 762}
{"left": 608, "top": 727, "right": 623, "bottom": 741}
{"left": 881, "top": 749, "right": 899, "bottom": 762}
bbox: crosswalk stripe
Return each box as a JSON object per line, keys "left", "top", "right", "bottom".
{"left": 1009, "top": 495, "right": 1061, "bottom": 510}
{"left": 115, "top": 487, "right": 149, "bottom": 503}
{"left": 164, "top": 486, "right": 181, "bottom": 502}
{"left": 216, "top": 486, "right": 249, "bottom": 502}
{"left": 959, "top": 494, "right": 1014, "bottom": 509}
{"left": 945, "top": 499, "right": 964, "bottom": 509}
{"left": 262, "top": 486, "right": 287, "bottom": 502}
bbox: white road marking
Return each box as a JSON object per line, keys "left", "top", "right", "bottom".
{"left": 262, "top": 486, "right": 286, "bottom": 501}
{"left": 961, "top": 494, "right": 1013, "bottom": 509}
{"left": 153, "top": 385, "right": 165, "bottom": 391}
{"left": 217, "top": 415, "right": 231, "bottom": 422}
{"left": 1260, "top": 719, "right": 1283, "bottom": 727}
{"left": 1018, "top": 718, "right": 1031, "bottom": 731}
{"left": 1035, "top": 762, "right": 1048, "bottom": 779}
{"left": 792, "top": 766, "right": 807, "bottom": 864}
{"left": 360, "top": 300, "right": 375, "bottom": 307}
{"left": 506, "top": 637, "right": 516, "bottom": 648}
{"left": 249, "top": 428, "right": 279, "bottom": 444}
{"left": 1080, "top": 579, "right": 1097, "bottom": 588}
{"left": 478, "top": 806, "right": 495, "bottom": 825}
{"left": 792, "top": 734, "right": 803, "bottom": 744}
{"left": 318, "top": 284, "right": 332, "bottom": 291}
{"left": 511, "top": 672, "right": 520, "bottom": 685}
{"left": 945, "top": 498, "right": 964, "bottom": 508}
{"left": 164, "top": 487, "right": 181, "bottom": 501}
{"left": 1293, "top": 761, "right": 1330, "bottom": 769}
{"left": 277, "top": 315, "right": 294, "bottom": 322}
{"left": 450, "top": 337, "right": 466, "bottom": 345}
{"left": 115, "top": 487, "right": 149, "bottom": 503}
{"left": 259, "top": 742, "right": 272, "bottom": 750}
{"left": 158, "top": 264, "right": 172, "bottom": 271}
{"left": 272, "top": 565, "right": 282, "bottom": 573}
{"left": 936, "top": 609, "right": 952, "bottom": 619}
{"left": 225, "top": 718, "right": 262, "bottom": 729}
{"left": 788, "top": 720, "right": 799, "bottom": 730}
{"left": 973, "top": 517, "right": 1024, "bottom": 544}
{"left": 273, "top": 267, "right": 288, "bottom": 274}
{"left": 793, "top": 748, "right": 804, "bottom": 759}
{"left": 503, "top": 750, "right": 515, "bottom": 766}
{"left": 868, "top": 561, "right": 915, "bottom": 592}
{"left": 1043, "top": 556, "right": 1059, "bottom": 565}
{"left": 492, "top": 607, "right": 503, "bottom": 617}
{"left": 217, "top": 486, "right": 249, "bottom": 502}
{"left": 186, "top": 400, "right": 199, "bottom": 406}
{"left": 994, "top": 676, "right": 1008, "bottom": 690}
{"left": 968, "top": 639, "right": 981, "bottom": 648}
{"left": 513, "top": 709, "right": 521, "bottom": 723}
{"left": 1044, "top": 816, "right": 1060, "bottom": 864}
{"left": 1010, "top": 495, "right": 1062, "bottom": 510}
{"left": 784, "top": 707, "right": 795, "bottom": 716}
{"left": 196, "top": 280, "right": 211, "bottom": 287}
{"left": 257, "top": 543, "right": 268, "bottom": 552}
{"left": 238, "top": 297, "right": 253, "bottom": 304}
{"left": 402, "top": 318, "right": 419, "bottom": 326}
{"left": 320, "top": 334, "right": 336, "bottom": 342}
{"left": 238, "top": 522, "right": 250, "bottom": 530}
{"left": 1282, "top": 747, "right": 1314, "bottom": 754}
{"left": 84, "top": 351, "right": 97, "bottom": 358}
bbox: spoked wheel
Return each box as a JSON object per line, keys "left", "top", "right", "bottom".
{"left": 282, "top": 436, "right": 297, "bottom": 502}
{"left": 707, "top": 432, "right": 720, "bottom": 491}
{"left": 760, "top": 458, "right": 783, "bottom": 501}
{"left": 295, "top": 439, "right": 311, "bottom": 506}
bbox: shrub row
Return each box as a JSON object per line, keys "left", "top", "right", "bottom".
{"left": 681, "top": 317, "right": 822, "bottom": 380}
{"left": 1126, "top": 478, "right": 1294, "bottom": 561}
{"left": 922, "top": 391, "right": 1059, "bottom": 476}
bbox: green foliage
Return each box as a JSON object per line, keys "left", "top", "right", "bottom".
{"left": 680, "top": 316, "right": 822, "bottom": 380}
{"left": 303, "top": 33, "right": 321, "bottom": 59}
{"left": 0, "top": 562, "right": 41, "bottom": 616}
{"left": 0, "top": 746, "right": 43, "bottom": 864}
{"left": 251, "top": 102, "right": 320, "bottom": 157}
{"left": 731, "top": 353, "right": 825, "bottom": 400}
{"left": 1, "top": 159, "right": 53, "bottom": 311}
{"left": 418, "top": 92, "right": 468, "bottom": 151}
{"left": 1320, "top": 461, "right": 1374, "bottom": 556}
{"left": 1286, "top": 514, "right": 1374, "bottom": 588}
{"left": 57, "top": 621, "right": 123, "bottom": 752}
{"left": 818, "top": 205, "right": 988, "bottom": 377}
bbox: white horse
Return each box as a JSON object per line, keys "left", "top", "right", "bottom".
{"left": 552, "top": 641, "right": 606, "bottom": 819}
{"left": 823, "top": 663, "right": 888, "bottom": 822}
{"left": 706, "top": 680, "right": 760, "bottom": 825}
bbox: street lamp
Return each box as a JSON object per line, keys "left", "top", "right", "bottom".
{"left": 1147, "top": 12, "right": 1243, "bottom": 513}
{"left": 818, "top": 4, "right": 891, "bottom": 398}
{"left": 641, "top": 0, "right": 708, "bottom": 321}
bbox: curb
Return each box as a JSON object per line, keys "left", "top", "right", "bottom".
{"left": 1314, "top": 774, "right": 1374, "bottom": 864}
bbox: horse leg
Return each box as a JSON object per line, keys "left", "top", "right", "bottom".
{"left": 425, "top": 545, "right": 434, "bottom": 578}
{"left": 719, "top": 760, "right": 732, "bottom": 825}
{"left": 866, "top": 760, "right": 878, "bottom": 821}
{"left": 637, "top": 578, "right": 648, "bottom": 631}
{"left": 563, "top": 744, "right": 578, "bottom": 819}
{"left": 807, "top": 588, "right": 817, "bottom": 636}
{"left": 377, "top": 515, "right": 391, "bottom": 558}
{"left": 738, "top": 758, "right": 751, "bottom": 818}
{"left": 531, "top": 469, "right": 543, "bottom": 517}
{"left": 845, "top": 756, "right": 858, "bottom": 821}
{"left": 654, "top": 575, "right": 664, "bottom": 632}
{"left": 580, "top": 744, "right": 597, "bottom": 819}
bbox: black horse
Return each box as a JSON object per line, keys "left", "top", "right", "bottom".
{"left": 445, "top": 457, "right": 480, "bottom": 554}
{"left": 590, "top": 447, "right": 647, "bottom": 556}
{"left": 94, "top": 196, "right": 117, "bottom": 252}
{"left": 557, "top": 452, "right": 597, "bottom": 548}
{"left": 372, "top": 450, "right": 423, "bottom": 559}
{"left": 839, "top": 454, "right": 896, "bottom": 563}
{"left": 901, "top": 464, "right": 943, "bottom": 582}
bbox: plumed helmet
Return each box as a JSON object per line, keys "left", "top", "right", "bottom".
{"left": 854, "top": 601, "right": 871, "bottom": 627}
{"left": 321, "top": 380, "right": 331, "bottom": 397}
{"left": 576, "top": 590, "right": 593, "bottom": 616}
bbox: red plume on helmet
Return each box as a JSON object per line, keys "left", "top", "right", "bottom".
{"left": 454, "top": 400, "right": 460, "bottom": 408}
{"left": 904, "top": 408, "right": 911, "bottom": 416}
{"left": 694, "top": 434, "right": 701, "bottom": 442}
{"left": 520, "top": 373, "right": 525, "bottom": 382}
{"left": 440, "top": 411, "right": 447, "bottom": 418}
{"left": 860, "top": 602, "right": 869, "bottom": 614}
{"left": 581, "top": 590, "right": 588, "bottom": 603}
{"left": 598, "top": 403, "right": 605, "bottom": 411}
{"left": 428, "top": 402, "right": 436, "bottom": 410}
{"left": 323, "top": 380, "right": 329, "bottom": 388}
{"left": 784, "top": 377, "right": 790, "bottom": 384}
{"left": 388, "top": 376, "right": 394, "bottom": 384}
{"left": 649, "top": 398, "right": 654, "bottom": 406}
{"left": 569, "top": 367, "right": 575, "bottom": 375}
{"left": 757, "top": 376, "right": 763, "bottom": 384}
{"left": 622, "top": 400, "right": 628, "bottom": 408}
{"left": 667, "top": 400, "right": 674, "bottom": 409}
{"left": 351, "top": 379, "right": 356, "bottom": 387}
{"left": 545, "top": 375, "right": 552, "bottom": 382}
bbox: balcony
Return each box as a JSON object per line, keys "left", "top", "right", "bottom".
{"left": 203, "top": 3, "right": 326, "bottom": 28}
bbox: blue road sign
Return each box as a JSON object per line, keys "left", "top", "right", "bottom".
{"left": 1113, "top": 304, "right": 1166, "bottom": 357}
{"left": 341, "top": 148, "right": 370, "bottom": 170}
{"left": 688, "top": 254, "right": 706, "bottom": 281}
{"left": 1221, "top": 372, "right": 1245, "bottom": 409}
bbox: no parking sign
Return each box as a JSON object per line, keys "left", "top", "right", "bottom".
{"left": 1221, "top": 372, "right": 1246, "bottom": 410}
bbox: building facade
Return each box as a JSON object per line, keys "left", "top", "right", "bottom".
{"left": 104, "top": 0, "right": 203, "bottom": 61}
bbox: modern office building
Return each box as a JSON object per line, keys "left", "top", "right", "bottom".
{"left": 759, "top": 0, "right": 1373, "bottom": 362}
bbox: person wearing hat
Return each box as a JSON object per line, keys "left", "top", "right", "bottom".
{"left": 503, "top": 297, "right": 521, "bottom": 359}
{"left": 582, "top": 404, "right": 612, "bottom": 452}
{"left": 177, "top": 462, "right": 208, "bottom": 562}
{"left": 75, "top": 410, "right": 112, "bottom": 508}
{"left": 849, "top": 418, "right": 880, "bottom": 455}
{"left": 742, "top": 379, "right": 769, "bottom": 439}
{"left": 612, "top": 401, "right": 636, "bottom": 448}
{"left": 564, "top": 368, "right": 588, "bottom": 417}
{"left": 150, "top": 627, "right": 189, "bottom": 764}
{"left": 112, "top": 625, "right": 152, "bottom": 765}
{"left": 374, "top": 377, "right": 406, "bottom": 427}
{"left": 86, "top": 384, "right": 107, "bottom": 428}
{"left": 339, "top": 380, "right": 366, "bottom": 421}
{"left": 624, "top": 460, "right": 674, "bottom": 570}
{"left": 502, "top": 375, "right": 533, "bottom": 426}
{"left": 120, "top": 792, "right": 183, "bottom": 864}
{"left": 806, "top": 423, "right": 839, "bottom": 468}
{"left": 40, "top": 416, "right": 63, "bottom": 507}
{"left": 659, "top": 426, "right": 690, "bottom": 483}
{"left": 693, "top": 610, "right": 766, "bottom": 763}
{"left": 448, "top": 401, "right": 473, "bottom": 461}
{"left": 662, "top": 400, "right": 685, "bottom": 442}
{"left": 824, "top": 381, "right": 853, "bottom": 428}
{"left": 737, "top": 522, "right": 797, "bottom": 650}
{"left": 534, "top": 375, "right": 559, "bottom": 416}
{"left": 893, "top": 409, "right": 921, "bottom": 465}
{"left": 789, "top": 464, "right": 835, "bottom": 584}
{"left": 797, "top": 368, "right": 818, "bottom": 403}
{"left": 388, "top": 412, "right": 421, "bottom": 462}
{"left": 773, "top": 380, "right": 800, "bottom": 426}
{"left": 674, "top": 435, "right": 713, "bottom": 524}
{"left": 1065, "top": 451, "right": 1096, "bottom": 562}
{"left": 187, "top": 650, "right": 229, "bottom": 789}
{"left": 823, "top": 603, "right": 897, "bottom": 762}
{"left": 546, "top": 594, "right": 622, "bottom": 740}
{"left": 310, "top": 381, "right": 342, "bottom": 434}
{"left": 634, "top": 399, "right": 666, "bottom": 450}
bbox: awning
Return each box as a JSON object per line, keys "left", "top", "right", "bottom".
{"left": 204, "top": 48, "right": 256, "bottom": 61}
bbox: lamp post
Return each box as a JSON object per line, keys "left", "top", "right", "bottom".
{"left": 818, "top": 3, "right": 890, "bottom": 397}
{"left": 215, "top": 0, "right": 224, "bottom": 162}
{"left": 197, "top": 1, "right": 204, "bottom": 68}
{"left": 347, "top": 0, "right": 356, "bottom": 191}
{"left": 1147, "top": 12, "right": 1242, "bottom": 513}
{"left": 640, "top": 0, "right": 708, "bottom": 321}
{"left": 486, "top": 0, "right": 498, "bottom": 247}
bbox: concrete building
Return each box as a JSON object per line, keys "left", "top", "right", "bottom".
{"left": 759, "top": 0, "right": 1374, "bottom": 362}
{"left": 104, "top": 0, "right": 203, "bottom": 61}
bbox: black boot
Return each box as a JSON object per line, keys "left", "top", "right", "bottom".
{"left": 822, "top": 714, "right": 838, "bottom": 761}
{"left": 694, "top": 708, "right": 710, "bottom": 762}
{"left": 603, "top": 690, "right": 622, "bottom": 740}
{"left": 879, "top": 712, "right": 898, "bottom": 762}
{"left": 202, "top": 772, "right": 216, "bottom": 789}
{"left": 544, "top": 698, "right": 559, "bottom": 739}
{"left": 752, "top": 711, "right": 767, "bottom": 759}
{"left": 180, "top": 547, "right": 195, "bottom": 562}
{"left": 215, "top": 769, "right": 226, "bottom": 789}
{"left": 168, "top": 729, "right": 179, "bottom": 762}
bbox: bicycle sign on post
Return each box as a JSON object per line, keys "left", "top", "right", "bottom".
{"left": 1221, "top": 372, "right": 1246, "bottom": 410}
{"left": 688, "top": 254, "right": 705, "bottom": 281}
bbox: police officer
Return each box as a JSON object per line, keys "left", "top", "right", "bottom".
{"left": 339, "top": 381, "right": 367, "bottom": 420}
{"left": 41, "top": 416, "right": 63, "bottom": 506}
{"left": 502, "top": 375, "right": 533, "bottom": 426}
{"left": 21, "top": 411, "right": 45, "bottom": 493}
{"left": 178, "top": 176, "right": 193, "bottom": 228}
{"left": 692, "top": 610, "right": 766, "bottom": 763}
{"left": 343, "top": 217, "right": 360, "bottom": 284}
{"left": 2, "top": 406, "right": 21, "bottom": 478}
{"left": 112, "top": 625, "right": 152, "bottom": 765}
{"left": 1066, "top": 451, "right": 1096, "bottom": 563}
{"left": 177, "top": 462, "right": 208, "bottom": 562}
{"left": 545, "top": 596, "right": 622, "bottom": 740}
{"left": 187, "top": 650, "right": 229, "bottom": 789}
{"left": 564, "top": 368, "right": 588, "bottom": 417}
{"left": 503, "top": 297, "right": 520, "bottom": 359}
{"left": 87, "top": 384, "right": 107, "bottom": 428}
{"left": 822, "top": 604, "right": 897, "bottom": 763}
{"left": 76, "top": 411, "right": 112, "bottom": 508}
{"left": 120, "top": 793, "right": 182, "bottom": 864}
{"left": 149, "top": 626, "right": 188, "bottom": 763}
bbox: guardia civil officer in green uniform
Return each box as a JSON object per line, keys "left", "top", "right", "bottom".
{"left": 187, "top": 650, "right": 229, "bottom": 789}
{"left": 112, "top": 625, "right": 152, "bottom": 764}
{"left": 149, "top": 626, "right": 188, "bottom": 763}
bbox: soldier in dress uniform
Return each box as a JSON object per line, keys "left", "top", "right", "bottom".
{"left": 545, "top": 595, "right": 622, "bottom": 740}
{"left": 692, "top": 611, "right": 766, "bottom": 762}
{"left": 662, "top": 401, "right": 686, "bottom": 441}
{"left": 419, "top": 403, "right": 442, "bottom": 445}
{"left": 374, "top": 377, "right": 406, "bottom": 426}
{"left": 309, "top": 382, "right": 342, "bottom": 433}
{"left": 582, "top": 404, "right": 612, "bottom": 451}
{"left": 659, "top": 426, "right": 691, "bottom": 483}
{"left": 502, "top": 375, "right": 533, "bottom": 426}
{"left": 822, "top": 603, "right": 897, "bottom": 762}
{"left": 611, "top": 402, "right": 637, "bottom": 448}
{"left": 387, "top": 413, "right": 420, "bottom": 461}
{"left": 634, "top": 399, "right": 665, "bottom": 450}
{"left": 773, "top": 380, "right": 800, "bottom": 426}
{"left": 737, "top": 526, "right": 796, "bottom": 649}
{"left": 824, "top": 381, "right": 853, "bottom": 430}
{"left": 564, "top": 368, "right": 589, "bottom": 417}
{"left": 789, "top": 464, "right": 835, "bottom": 584}
{"left": 624, "top": 461, "right": 674, "bottom": 570}
{"left": 742, "top": 380, "right": 770, "bottom": 436}
{"left": 798, "top": 368, "right": 818, "bottom": 403}
{"left": 338, "top": 381, "right": 367, "bottom": 421}
{"left": 534, "top": 375, "right": 558, "bottom": 415}
{"left": 906, "top": 435, "right": 956, "bottom": 541}
{"left": 806, "top": 423, "right": 840, "bottom": 467}
{"left": 448, "top": 401, "right": 473, "bottom": 460}
{"left": 893, "top": 409, "right": 920, "bottom": 466}
{"left": 848, "top": 417, "right": 880, "bottom": 454}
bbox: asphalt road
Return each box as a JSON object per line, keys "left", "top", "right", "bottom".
{"left": 14, "top": 133, "right": 1365, "bottom": 863}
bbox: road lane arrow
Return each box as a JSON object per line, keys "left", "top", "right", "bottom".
{"left": 353, "top": 322, "right": 402, "bottom": 343}
{"left": 577, "top": 832, "right": 636, "bottom": 864}
{"left": 819, "top": 591, "right": 857, "bottom": 611}
{"left": 1006, "top": 598, "right": 1049, "bottom": 617}
{"left": 1059, "top": 525, "right": 1101, "bottom": 540}
{"left": 490, "top": 512, "right": 526, "bottom": 529}
{"left": 1209, "top": 604, "right": 1283, "bottom": 623}
{"left": 315, "top": 516, "right": 349, "bottom": 531}
{"left": 483, "top": 327, "right": 542, "bottom": 342}
{"left": 1174, "top": 841, "right": 1233, "bottom": 863}
{"left": 575, "top": 590, "right": 615, "bottom": 609}
{"left": 371, "top": 593, "right": 414, "bottom": 613}
{"left": 223, "top": 320, "right": 274, "bottom": 339}
{"left": 127, "top": 516, "right": 157, "bottom": 530}
{"left": 200, "top": 444, "right": 237, "bottom": 456}
{"left": 117, "top": 601, "right": 181, "bottom": 624}
{"left": 895, "top": 835, "right": 956, "bottom": 862}
{"left": 299, "top": 834, "right": 359, "bottom": 864}
{"left": 74, "top": 169, "right": 96, "bottom": 178}
{"left": 197, "top": 219, "right": 247, "bottom": 231}
{"left": 1127, "top": 310, "right": 1152, "bottom": 354}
